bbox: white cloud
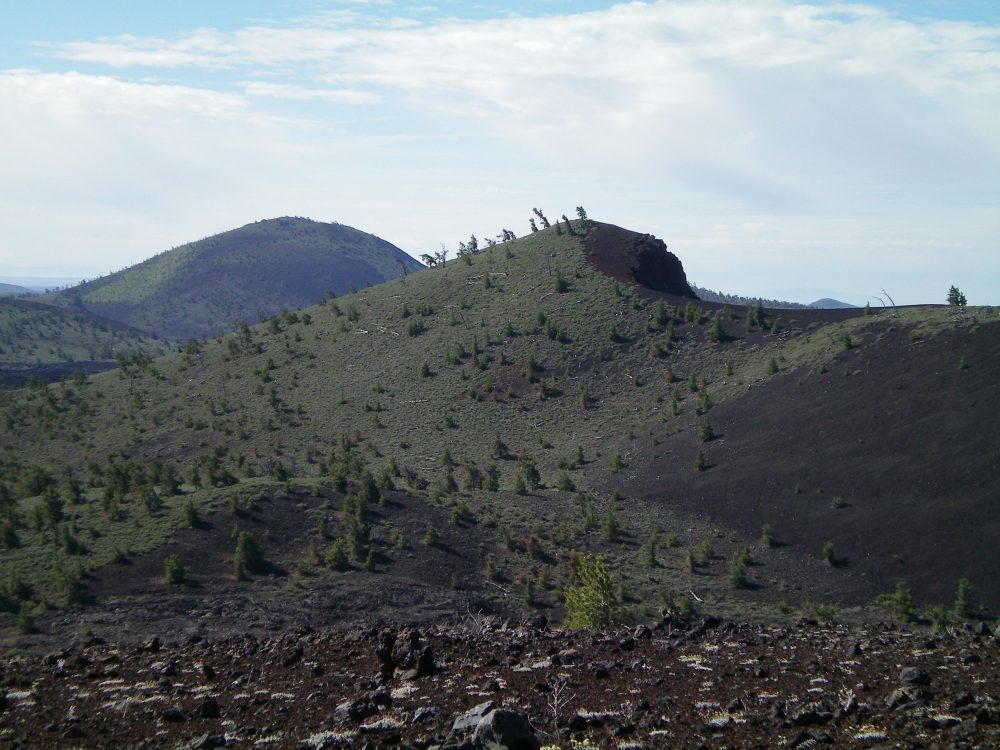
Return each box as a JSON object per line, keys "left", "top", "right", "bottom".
{"left": 3, "top": 1, "right": 998, "bottom": 303}
{"left": 243, "top": 81, "right": 381, "bottom": 103}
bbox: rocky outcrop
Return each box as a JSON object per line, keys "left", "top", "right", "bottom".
{"left": 585, "top": 222, "right": 697, "bottom": 297}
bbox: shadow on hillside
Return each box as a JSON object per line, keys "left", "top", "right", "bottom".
{"left": 426, "top": 541, "right": 461, "bottom": 557}
{"left": 249, "top": 560, "right": 288, "bottom": 578}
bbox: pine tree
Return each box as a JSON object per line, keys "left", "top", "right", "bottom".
{"left": 563, "top": 555, "right": 621, "bottom": 629}
{"left": 707, "top": 315, "right": 724, "bottom": 343}
{"left": 163, "top": 555, "right": 186, "bottom": 584}
{"left": 953, "top": 577, "right": 974, "bottom": 618}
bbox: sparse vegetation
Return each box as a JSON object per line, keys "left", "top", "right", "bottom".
{"left": 0, "top": 209, "right": 995, "bottom": 660}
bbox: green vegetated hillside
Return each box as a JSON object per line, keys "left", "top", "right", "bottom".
{"left": 0, "top": 297, "right": 167, "bottom": 386}
{"left": 2, "top": 217, "right": 998, "bottom": 644}
{"left": 0, "top": 283, "right": 33, "bottom": 297}
{"left": 43, "top": 217, "right": 424, "bottom": 341}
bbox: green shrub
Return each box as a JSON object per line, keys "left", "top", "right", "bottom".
{"left": 698, "top": 421, "right": 714, "bottom": 441}
{"left": 325, "top": 539, "right": 349, "bottom": 571}
{"left": 663, "top": 321, "right": 675, "bottom": 349}
{"left": 609, "top": 451, "right": 623, "bottom": 473}
{"left": 358, "top": 470, "right": 380, "bottom": 505}
{"left": 163, "top": 555, "right": 186, "bottom": 584}
{"left": 707, "top": 316, "right": 724, "bottom": 343}
{"left": 801, "top": 600, "right": 837, "bottom": 622}
{"left": 735, "top": 545, "right": 752, "bottom": 568}
{"left": 653, "top": 300, "right": 669, "bottom": 326}
{"left": 234, "top": 532, "right": 265, "bottom": 579}
{"left": 272, "top": 461, "right": 289, "bottom": 482}
{"left": 518, "top": 459, "right": 541, "bottom": 490}
{"left": 523, "top": 578, "right": 535, "bottom": 604}
{"left": 16, "top": 601, "right": 35, "bottom": 634}
{"left": 557, "top": 472, "right": 576, "bottom": 492}
{"left": 563, "top": 555, "right": 621, "bottom": 630}
{"left": 555, "top": 271, "right": 569, "bottom": 293}
{"left": 822, "top": 541, "right": 835, "bottom": 566}
{"left": 644, "top": 535, "right": 657, "bottom": 568}
{"left": 423, "top": 524, "right": 439, "bottom": 546}
{"left": 601, "top": 510, "right": 619, "bottom": 542}
{"left": 0, "top": 519, "right": 19, "bottom": 549}
{"left": 760, "top": 523, "right": 774, "bottom": 548}
{"left": 728, "top": 552, "right": 749, "bottom": 589}
{"left": 183, "top": 499, "right": 200, "bottom": 527}
{"left": 953, "top": 577, "right": 974, "bottom": 618}
{"left": 926, "top": 604, "right": 952, "bottom": 634}
{"left": 51, "top": 556, "right": 86, "bottom": 605}
{"left": 695, "top": 391, "right": 712, "bottom": 415}
{"left": 876, "top": 581, "right": 915, "bottom": 622}
{"left": 699, "top": 540, "right": 713, "bottom": 563}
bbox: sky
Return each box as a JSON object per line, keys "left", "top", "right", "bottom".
{"left": 1, "top": 1, "right": 998, "bottom": 306}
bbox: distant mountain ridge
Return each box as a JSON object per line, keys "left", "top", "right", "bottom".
{"left": 691, "top": 285, "right": 810, "bottom": 309}
{"left": 44, "top": 217, "right": 423, "bottom": 340}
{"left": 809, "top": 297, "right": 858, "bottom": 309}
{"left": 0, "top": 283, "right": 32, "bottom": 296}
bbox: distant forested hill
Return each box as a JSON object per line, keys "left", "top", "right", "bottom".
{"left": 44, "top": 217, "right": 423, "bottom": 340}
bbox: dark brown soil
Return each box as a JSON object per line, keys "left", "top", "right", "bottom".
{"left": 2, "top": 617, "right": 997, "bottom": 749}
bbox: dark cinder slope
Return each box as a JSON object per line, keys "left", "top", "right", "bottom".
{"left": 615, "top": 312, "right": 1000, "bottom": 609}
{"left": 46, "top": 217, "right": 423, "bottom": 340}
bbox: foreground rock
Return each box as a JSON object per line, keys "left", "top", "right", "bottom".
{"left": 0, "top": 618, "right": 997, "bottom": 748}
